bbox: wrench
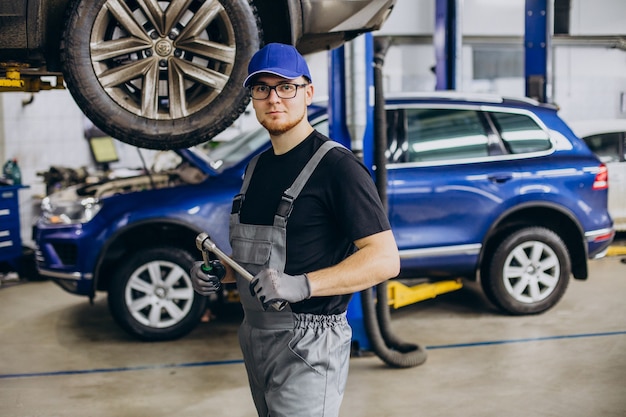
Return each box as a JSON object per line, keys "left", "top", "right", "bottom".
{"left": 195, "top": 233, "right": 287, "bottom": 311}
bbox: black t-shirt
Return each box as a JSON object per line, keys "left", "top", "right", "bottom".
{"left": 239, "top": 130, "right": 391, "bottom": 314}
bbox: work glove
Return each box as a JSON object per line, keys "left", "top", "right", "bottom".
{"left": 190, "top": 260, "right": 225, "bottom": 296}
{"left": 249, "top": 268, "right": 311, "bottom": 310}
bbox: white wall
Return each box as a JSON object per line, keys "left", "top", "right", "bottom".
{"left": 557, "top": 0, "right": 626, "bottom": 122}
{"left": 379, "top": 0, "right": 626, "bottom": 37}
{"left": 1, "top": 88, "right": 88, "bottom": 246}
{"left": 570, "top": 0, "right": 626, "bottom": 35}
{"left": 1, "top": 0, "right": 626, "bottom": 248}
{"left": 555, "top": 47, "right": 626, "bottom": 123}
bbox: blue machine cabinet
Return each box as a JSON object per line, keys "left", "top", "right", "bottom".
{"left": 0, "top": 185, "right": 25, "bottom": 269}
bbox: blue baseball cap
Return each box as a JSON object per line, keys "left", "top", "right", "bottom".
{"left": 243, "top": 43, "right": 312, "bottom": 87}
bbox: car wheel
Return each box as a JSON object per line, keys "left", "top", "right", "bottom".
{"left": 481, "top": 227, "right": 571, "bottom": 315}
{"left": 61, "top": 0, "right": 261, "bottom": 150}
{"left": 108, "top": 246, "right": 207, "bottom": 341}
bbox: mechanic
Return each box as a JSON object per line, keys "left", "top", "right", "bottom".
{"left": 191, "top": 42, "right": 400, "bottom": 417}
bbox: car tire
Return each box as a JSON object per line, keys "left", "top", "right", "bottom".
{"left": 61, "top": 0, "right": 262, "bottom": 150}
{"left": 481, "top": 227, "right": 571, "bottom": 315}
{"left": 108, "top": 246, "right": 207, "bottom": 341}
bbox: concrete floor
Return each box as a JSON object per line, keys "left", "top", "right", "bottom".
{"left": 1, "top": 255, "right": 625, "bottom": 417}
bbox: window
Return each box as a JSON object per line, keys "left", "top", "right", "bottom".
{"left": 490, "top": 112, "right": 551, "bottom": 154}
{"left": 583, "top": 132, "right": 623, "bottom": 163}
{"left": 399, "top": 108, "right": 490, "bottom": 163}
{"left": 473, "top": 47, "right": 524, "bottom": 80}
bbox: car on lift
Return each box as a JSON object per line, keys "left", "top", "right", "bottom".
{"left": 569, "top": 119, "right": 626, "bottom": 232}
{"left": 0, "top": 0, "right": 395, "bottom": 150}
{"left": 33, "top": 92, "right": 615, "bottom": 341}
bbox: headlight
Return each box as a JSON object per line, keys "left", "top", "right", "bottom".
{"left": 41, "top": 196, "right": 102, "bottom": 225}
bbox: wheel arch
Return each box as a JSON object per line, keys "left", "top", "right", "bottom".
{"left": 479, "top": 202, "right": 588, "bottom": 281}
{"left": 2, "top": 0, "right": 71, "bottom": 70}
{"left": 253, "top": 0, "right": 301, "bottom": 47}
{"left": 93, "top": 218, "right": 210, "bottom": 293}
{"left": 41, "top": 0, "right": 74, "bottom": 70}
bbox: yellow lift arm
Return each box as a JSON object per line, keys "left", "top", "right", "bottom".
{"left": 0, "top": 63, "right": 65, "bottom": 92}
{"left": 387, "top": 279, "right": 463, "bottom": 309}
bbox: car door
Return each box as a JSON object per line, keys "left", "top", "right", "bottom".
{"left": 385, "top": 106, "right": 523, "bottom": 278}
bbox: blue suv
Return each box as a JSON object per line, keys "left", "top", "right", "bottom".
{"left": 34, "top": 93, "right": 615, "bottom": 341}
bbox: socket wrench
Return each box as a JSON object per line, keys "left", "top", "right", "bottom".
{"left": 195, "top": 233, "right": 287, "bottom": 311}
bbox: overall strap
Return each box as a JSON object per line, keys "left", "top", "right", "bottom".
{"left": 240, "top": 154, "right": 261, "bottom": 195}
{"left": 274, "top": 141, "right": 342, "bottom": 225}
{"left": 231, "top": 153, "right": 262, "bottom": 215}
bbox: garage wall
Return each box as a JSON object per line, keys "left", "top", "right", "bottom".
{"left": 377, "top": 0, "right": 626, "bottom": 122}
{"left": 555, "top": 47, "right": 626, "bottom": 123}
{"left": 570, "top": 0, "right": 626, "bottom": 35}
{"left": 0, "top": 90, "right": 88, "bottom": 247}
{"left": 1, "top": 0, "right": 625, "bottom": 248}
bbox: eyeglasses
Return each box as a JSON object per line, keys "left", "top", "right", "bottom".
{"left": 249, "top": 83, "right": 309, "bottom": 100}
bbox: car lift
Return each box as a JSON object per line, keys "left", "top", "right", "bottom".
{"left": 0, "top": 63, "right": 64, "bottom": 93}
{"left": 386, "top": 279, "right": 463, "bottom": 309}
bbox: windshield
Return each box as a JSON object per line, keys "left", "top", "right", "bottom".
{"left": 194, "top": 112, "right": 329, "bottom": 171}
{"left": 201, "top": 126, "right": 271, "bottom": 170}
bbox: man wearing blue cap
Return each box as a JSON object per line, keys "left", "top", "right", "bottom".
{"left": 191, "top": 43, "right": 399, "bottom": 417}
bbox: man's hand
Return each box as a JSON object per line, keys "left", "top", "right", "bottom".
{"left": 249, "top": 269, "right": 311, "bottom": 310}
{"left": 190, "top": 260, "right": 225, "bottom": 296}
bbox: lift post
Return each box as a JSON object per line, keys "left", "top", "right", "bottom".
{"left": 524, "top": 0, "right": 550, "bottom": 102}
{"left": 434, "top": 0, "right": 461, "bottom": 90}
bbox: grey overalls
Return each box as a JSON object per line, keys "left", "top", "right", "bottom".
{"left": 229, "top": 141, "right": 352, "bottom": 417}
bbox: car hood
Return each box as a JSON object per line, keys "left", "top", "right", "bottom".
{"left": 45, "top": 163, "right": 208, "bottom": 204}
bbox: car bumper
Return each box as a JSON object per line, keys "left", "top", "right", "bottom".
{"left": 33, "top": 223, "right": 97, "bottom": 296}
{"left": 586, "top": 226, "right": 615, "bottom": 259}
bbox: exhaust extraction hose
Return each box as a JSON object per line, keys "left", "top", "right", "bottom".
{"left": 360, "top": 36, "right": 427, "bottom": 368}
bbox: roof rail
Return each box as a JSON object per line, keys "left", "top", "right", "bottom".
{"left": 386, "top": 91, "right": 543, "bottom": 106}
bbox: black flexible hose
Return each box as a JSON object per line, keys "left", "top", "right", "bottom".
{"left": 137, "top": 148, "right": 156, "bottom": 189}
{"left": 359, "top": 36, "right": 427, "bottom": 368}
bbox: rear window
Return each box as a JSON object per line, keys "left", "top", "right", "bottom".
{"left": 490, "top": 112, "right": 551, "bottom": 154}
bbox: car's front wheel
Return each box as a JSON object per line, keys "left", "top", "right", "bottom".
{"left": 481, "top": 227, "right": 571, "bottom": 315}
{"left": 62, "top": 0, "right": 262, "bottom": 150}
{"left": 108, "top": 246, "right": 207, "bottom": 341}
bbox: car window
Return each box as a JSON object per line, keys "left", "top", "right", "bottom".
{"left": 583, "top": 132, "right": 622, "bottom": 163}
{"left": 315, "top": 118, "right": 330, "bottom": 137}
{"left": 387, "top": 108, "right": 490, "bottom": 163}
{"left": 490, "top": 112, "right": 551, "bottom": 154}
{"left": 204, "top": 127, "right": 271, "bottom": 170}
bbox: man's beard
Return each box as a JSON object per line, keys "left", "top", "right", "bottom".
{"left": 261, "top": 108, "right": 306, "bottom": 136}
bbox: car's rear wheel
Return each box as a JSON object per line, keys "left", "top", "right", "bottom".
{"left": 481, "top": 227, "right": 571, "bottom": 315}
{"left": 61, "top": 0, "right": 261, "bottom": 150}
{"left": 108, "top": 246, "right": 207, "bottom": 341}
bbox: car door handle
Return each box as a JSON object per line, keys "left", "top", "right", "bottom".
{"left": 488, "top": 173, "right": 514, "bottom": 184}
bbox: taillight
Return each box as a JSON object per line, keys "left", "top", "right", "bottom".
{"left": 593, "top": 230, "right": 615, "bottom": 243}
{"left": 592, "top": 164, "right": 608, "bottom": 190}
